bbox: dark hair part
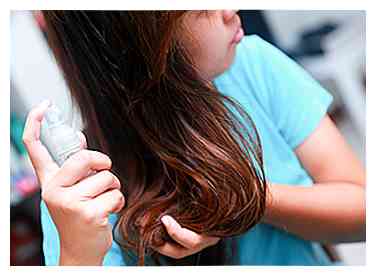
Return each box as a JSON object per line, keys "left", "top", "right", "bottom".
{"left": 42, "top": 10, "right": 267, "bottom": 265}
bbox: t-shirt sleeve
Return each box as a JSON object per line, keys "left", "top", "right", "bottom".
{"left": 40, "top": 200, "right": 60, "bottom": 265}
{"left": 247, "top": 35, "right": 334, "bottom": 149}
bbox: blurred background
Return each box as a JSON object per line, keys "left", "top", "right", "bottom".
{"left": 10, "top": 10, "right": 366, "bottom": 265}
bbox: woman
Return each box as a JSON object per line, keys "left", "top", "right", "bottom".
{"left": 23, "top": 10, "right": 365, "bottom": 265}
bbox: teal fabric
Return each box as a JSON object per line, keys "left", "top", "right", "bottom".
{"left": 40, "top": 35, "right": 338, "bottom": 265}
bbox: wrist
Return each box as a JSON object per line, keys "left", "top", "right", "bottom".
{"left": 59, "top": 245, "right": 104, "bottom": 266}
{"left": 261, "top": 181, "right": 276, "bottom": 223}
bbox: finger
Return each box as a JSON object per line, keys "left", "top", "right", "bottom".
{"left": 22, "top": 100, "right": 59, "bottom": 185}
{"left": 76, "top": 130, "right": 87, "bottom": 150}
{"left": 76, "top": 131, "right": 100, "bottom": 178}
{"left": 70, "top": 170, "right": 121, "bottom": 198}
{"left": 88, "top": 188, "right": 125, "bottom": 217}
{"left": 152, "top": 241, "right": 192, "bottom": 259}
{"left": 161, "top": 216, "right": 220, "bottom": 249}
{"left": 54, "top": 150, "right": 112, "bottom": 187}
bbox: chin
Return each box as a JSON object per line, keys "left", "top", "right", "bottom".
{"left": 226, "top": 48, "right": 237, "bottom": 67}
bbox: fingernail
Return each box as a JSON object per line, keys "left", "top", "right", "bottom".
{"left": 161, "top": 216, "right": 170, "bottom": 226}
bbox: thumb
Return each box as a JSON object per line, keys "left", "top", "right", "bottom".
{"left": 23, "top": 100, "right": 59, "bottom": 186}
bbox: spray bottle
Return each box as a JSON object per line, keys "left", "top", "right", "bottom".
{"left": 43, "top": 104, "right": 82, "bottom": 167}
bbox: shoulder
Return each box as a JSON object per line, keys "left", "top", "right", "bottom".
{"left": 214, "top": 34, "right": 334, "bottom": 151}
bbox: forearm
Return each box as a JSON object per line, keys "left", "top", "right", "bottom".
{"left": 262, "top": 182, "right": 366, "bottom": 243}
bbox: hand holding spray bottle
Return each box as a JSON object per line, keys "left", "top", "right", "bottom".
{"left": 26, "top": 101, "right": 125, "bottom": 264}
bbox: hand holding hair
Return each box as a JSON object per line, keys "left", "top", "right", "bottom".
{"left": 22, "top": 100, "right": 125, "bottom": 265}
{"left": 152, "top": 215, "right": 220, "bottom": 259}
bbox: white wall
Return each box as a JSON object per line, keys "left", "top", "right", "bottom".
{"left": 10, "top": 11, "right": 81, "bottom": 129}
{"left": 265, "top": 10, "right": 365, "bottom": 50}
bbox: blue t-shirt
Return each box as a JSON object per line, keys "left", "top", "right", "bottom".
{"left": 41, "top": 35, "right": 337, "bottom": 265}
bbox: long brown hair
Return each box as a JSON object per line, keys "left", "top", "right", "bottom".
{"left": 42, "top": 10, "right": 267, "bottom": 265}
